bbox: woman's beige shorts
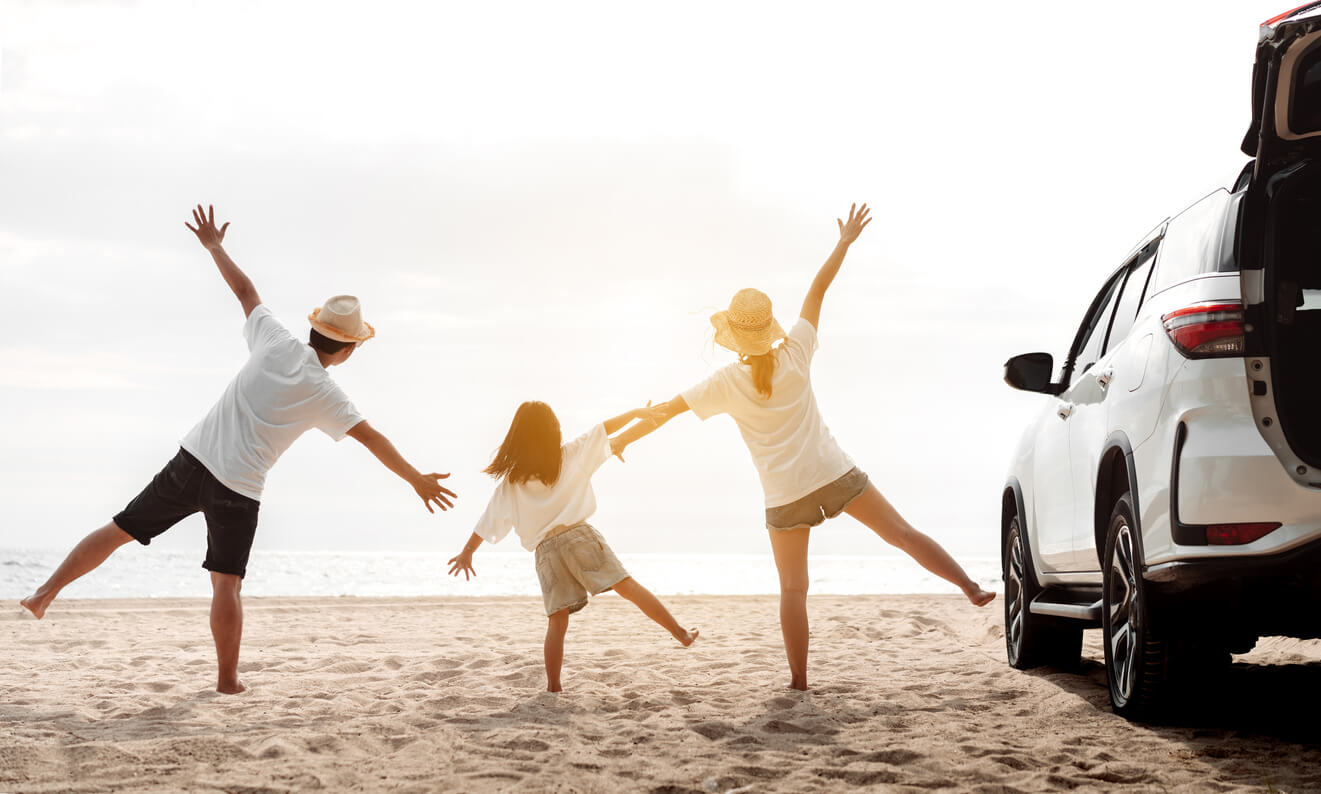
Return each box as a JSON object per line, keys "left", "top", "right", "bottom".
{"left": 764, "top": 467, "right": 870, "bottom": 531}
{"left": 534, "top": 523, "right": 630, "bottom": 616}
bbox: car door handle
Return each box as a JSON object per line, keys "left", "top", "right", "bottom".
{"left": 1096, "top": 369, "right": 1114, "bottom": 389}
{"left": 1057, "top": 404, "right": 1073, "bottom": 420}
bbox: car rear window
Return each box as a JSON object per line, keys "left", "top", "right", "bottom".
{"left": 1146, "top": 189, "right": 1241, "bottom": 296}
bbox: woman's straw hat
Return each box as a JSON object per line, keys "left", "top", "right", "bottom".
{"left": 710, "top": 288, "right": 785, "bottom": 356}
{"left": 308, "top": 295, "right": 376, "bottom": 344}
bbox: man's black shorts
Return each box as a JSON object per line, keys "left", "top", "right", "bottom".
{"left": 114, "top": 448, "right": 261, "bottom": 578}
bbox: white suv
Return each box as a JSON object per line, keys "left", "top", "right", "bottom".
{"left": 1002, "top": 6, "right": 1321, "bottom": 719}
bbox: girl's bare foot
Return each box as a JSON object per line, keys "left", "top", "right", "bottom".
{"left": 20, "top": 594, "right": 50, "bottom": 619}
{"left": 965, "top": 586, "right": 995, "bottom": 607}
{"left": 677, "top": 628, "right": 699, "bottom": 647}
{"left": 547, "top": 683, "right": 562, "bottom": 693}
{"left": 217, "top": 679, "right": 247, "bottom": 695}
{"left": 789, "top": 675, "right": 808, "bottom": 691}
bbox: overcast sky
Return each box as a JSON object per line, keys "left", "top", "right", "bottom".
{"left": 0, "top": 0, "right": 1290, "bottom": 561}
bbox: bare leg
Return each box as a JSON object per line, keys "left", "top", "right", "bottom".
{"left": 21, "top": 522, "right": 134, "bottom": 618}
{"left": 210, "top": 572, "right": 245, "bottom": 694}
{"left": 768, "top": 526, "right": 811, "bottom": 691}
{"left": 845, "top": 485, "right": 995, "bottom": 607}
{"left": 545, "top": 610, "right": 570, "bottom": 692}
{"left": 611, "top": 577, "right": 698, "bottom": 646}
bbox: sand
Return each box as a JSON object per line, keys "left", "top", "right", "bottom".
{"left": 2, "top": 594, "right": 1320, "bottom": 793}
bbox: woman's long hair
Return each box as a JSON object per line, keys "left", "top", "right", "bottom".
{"left": 740, "top": 349, "right": 778, "bottom": 398}
{"left": 484, "top": 401, "right": 563, "bottom": 486}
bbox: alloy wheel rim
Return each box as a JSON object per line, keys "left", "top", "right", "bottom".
{"left": 1107, "top": 517, "right": 1140, "bottom": 703}
{"left": 1006, "top": 523, "right": 1025, "bottom": 660}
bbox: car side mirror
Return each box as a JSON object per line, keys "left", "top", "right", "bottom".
{"left": 1004, "top": 352, "right": 1059, "bottom": 394}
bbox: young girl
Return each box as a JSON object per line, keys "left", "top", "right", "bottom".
{"left": 613, "top": 203, "right": 994, "bottom": 691}
{"left": 448, "top": 400, "right": 698, "bottom": 692}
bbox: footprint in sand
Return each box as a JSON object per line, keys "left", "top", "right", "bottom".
{"left": 819, "top": 769, "right": 902, "bottom": 786}
{"left": 689, "top": 721, "right": 735, "bottom": 740}
{"left": 761, "top": 719, "right": 811, "bottom": 734}
{"left": 502, "top": 738, "right": 550, "bottom": 752}
{"left": 670, "top": 690, "right": 698, "bottom": 706}
{"left": 859, "top": 749, "right": 925, "bottom": 766}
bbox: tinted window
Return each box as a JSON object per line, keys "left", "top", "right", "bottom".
{"left": 1069, "top": 274, "right": 1123, "bottom": 386}
{"left": 1103, "top": 250, "right": 1157, "bottom": 354}
{"left": 1147, "top": 190, "right": 1241, "bottom": 295}
{"left": 1292, "top": 43, "right": 1321, "bottom": 135}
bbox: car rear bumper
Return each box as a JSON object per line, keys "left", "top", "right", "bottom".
{"left": 1144, "top": 534, "right": 1321, "bottom": 642}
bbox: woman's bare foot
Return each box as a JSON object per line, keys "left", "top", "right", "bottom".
{"left": 216, "top": 679, "right": 247, "bottom": 695}
{"left": 676, "top": 628, "right": 699, "bottom": 647}
{"left": 20, "top": 594, "right": 51, "bottom": 619}
{"left": 547, "top": 683, "right": 562, "bottom": 693}
{"left": 788, "top": 675, "right": 809, "bottom": 691}
{"left": 965, "top": 586, "right": 996, "bottom": 607}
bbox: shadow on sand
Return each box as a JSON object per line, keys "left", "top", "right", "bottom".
{"left": 1025, "top": 654, "right": 1321, "bottom": 790}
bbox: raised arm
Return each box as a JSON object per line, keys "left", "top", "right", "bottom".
{"left": 608, "top": 396, "right": 691, "bottom": 460}
{"left": 346, "top": 420, "right": 457, "bottom": 513}
{"left": 798, "top": 203, "right": 871, "bottom": 330}
{"left": 185, "top": 204, "right": 262, "bottom": 318}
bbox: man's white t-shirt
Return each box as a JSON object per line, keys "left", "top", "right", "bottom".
{"left": 180, "top": 304, "right": 364, "bottom": 501}
{"left": 473, "top": 424, "right": 612, "bottom": 551}
{"left": 681, "top": 317, "right": 854, "bottom": 508}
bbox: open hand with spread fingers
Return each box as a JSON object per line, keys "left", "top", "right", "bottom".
{"left": 413, "top": 473, "right": 457, "bottom": 513}
{"left": 185, "top": 204, "right": 230, "bottom": 251}
{"left": 837, "top": 202, "right": 871, "bottom": 246}
{"left": 447, "top": 551, "right": 476, "bottom": 580}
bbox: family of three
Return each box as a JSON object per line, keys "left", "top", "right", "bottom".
{"left": 21, "top": 203, "right": 994, "bottom": 695}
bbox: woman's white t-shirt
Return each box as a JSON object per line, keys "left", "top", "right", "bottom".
{"left": 179, "top": 305, "right": 364, "bottom": 501}
{"left": 473, "top": 424, "right": 613, "bottom": 551}
{"left": 681, "top": 318, "right": 854, "bottom": 508}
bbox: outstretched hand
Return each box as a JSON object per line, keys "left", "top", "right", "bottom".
{"left": 643, "top": 401, "right": 672, "bottom": 424}
{"left": 185, "top": 204, "right": 229, "bottom": 251}
{"left": 611, "top": 401, "right": 662, "bottom": 462}
{"left": 609, "top": 435, "right": 630, "bottom": 462}
{"left": 837, "top": 203, "right": 871, "bottom": 246}
{"left": 447, "top": 551, "right": 476, "bottom": 580}
{"left": 413, "top": 472, "right": 457, "bottom": 513}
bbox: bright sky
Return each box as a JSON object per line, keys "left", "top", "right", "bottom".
{"left": 0, "top": 0, "right": 1291, "bottom": 561}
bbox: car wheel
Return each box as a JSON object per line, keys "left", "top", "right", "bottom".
{"left": 1004, "top": 513, "right": 1083, "bottom": 669}
{"left": 1102, "top": 491, "right": 1168, "bottom": 718}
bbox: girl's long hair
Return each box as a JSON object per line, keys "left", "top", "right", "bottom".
{"left": 484, "top": 401, "right": 563, "bottom": 486}
{"left": 740, "top": 349, "right": 778, "bottom": 398}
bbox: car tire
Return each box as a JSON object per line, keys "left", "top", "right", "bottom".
{"left": 1102, "top": 491, "right": 1169, "bottom": 719}
{"left": 1004, "top": 513, "right": 1083, "bottom": 669}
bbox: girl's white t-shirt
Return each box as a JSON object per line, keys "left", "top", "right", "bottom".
{"left": 473, "top": 424, "right": 612, "bottom": 551}
{"left": 179, "top": 304, "right": 364, "bottom": 501}
{"left": 681, "top": 318, "right": 854, "bottom": 508}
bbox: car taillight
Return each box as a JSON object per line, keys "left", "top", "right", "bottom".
{"left": 1161, "top": 302, "right": 1245, "bottom": 358}
{"left": 1205, "top": 522, "right": 1281, "bottom": 545}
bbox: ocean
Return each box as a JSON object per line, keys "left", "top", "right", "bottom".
{"left": 1, "top": 549, "right": 1003, "bottom": 600}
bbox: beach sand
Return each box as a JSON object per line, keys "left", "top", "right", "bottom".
{"left": 2, "top": 594, "right": 1320, "bottom": 792}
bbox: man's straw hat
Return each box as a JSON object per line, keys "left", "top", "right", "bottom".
{"left": 711, "top": 288, "right": 785, "bottom": 357}
{"left": 308, "top": 295, "right": 376, "bottom": 344}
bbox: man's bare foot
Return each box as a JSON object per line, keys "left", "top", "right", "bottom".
{"left": 965, "top": 586, "right": 996, "bottom": 607}
{"left": 20, "top": 594, "right": 50, "bottom": 619}
{"left": 216, "top": 680, "right": 246, "bottom": 695}
{"left": 677, "top": 628, "right": 699, "bottom": 647}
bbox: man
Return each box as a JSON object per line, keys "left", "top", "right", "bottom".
{"left": 20, "top": 204, "right": 456, "bottom": 694}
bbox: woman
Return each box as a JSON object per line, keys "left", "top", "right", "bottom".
{"left": 615, "top": 203, "right": 993, "bottom": 690}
